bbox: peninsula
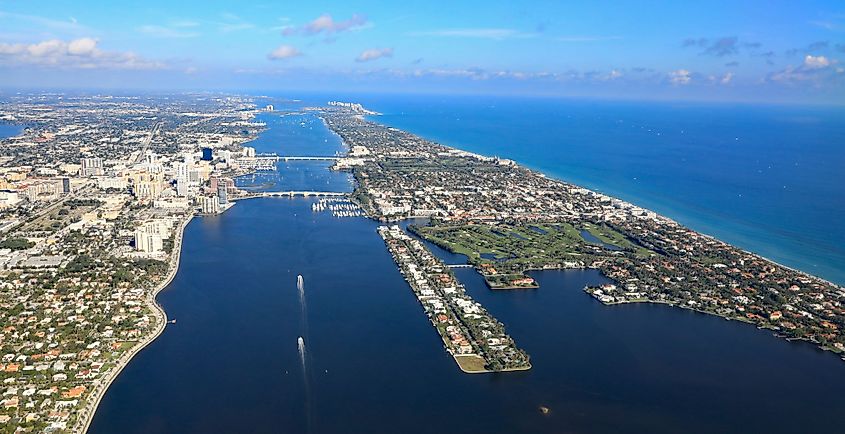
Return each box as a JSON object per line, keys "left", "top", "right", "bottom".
{"left": 321, "top": 103, "right": 845, "bottom": 362}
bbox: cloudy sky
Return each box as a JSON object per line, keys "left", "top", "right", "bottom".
{"left": 1, "top": 0, "right": 844, "bottom": 103}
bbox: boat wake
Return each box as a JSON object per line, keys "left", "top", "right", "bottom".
{"left": 298, "top": 336, "right": 312, "bottom": 432}
{"left": 297, "top": 274, "right": 312, "bottom": 432}
{"left": 297, "top": 336, "right": 307, "bottom": 373}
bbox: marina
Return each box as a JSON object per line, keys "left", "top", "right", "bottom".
{"left": 311, "top": 198, "right": 365, "bottom": 217}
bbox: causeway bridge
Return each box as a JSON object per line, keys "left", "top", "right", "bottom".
{"left": 252, "top": 154, "right": 341, "bottom": 162}
{"left": 232, "top": 191, "right": 348, "bottom": 201}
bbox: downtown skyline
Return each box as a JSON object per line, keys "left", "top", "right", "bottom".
{"left": 1, "top": 0, "right": 845, "bottom": 103}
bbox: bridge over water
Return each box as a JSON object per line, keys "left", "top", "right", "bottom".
{"left": 232, "top": 191, "right": 348, "bottom": 201}
{"left": 252, "top": 154, "right": 341, "bottom": 162}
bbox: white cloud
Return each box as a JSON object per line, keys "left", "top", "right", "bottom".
{"left": 283, "top": 14, "right": 368, "bottom": 36}
{"left": 769, "top": 55, "right": 839, "bottom": 83}
{"left": 356, "top": 48, "right": 393, "bottom": 62}
{"left": 720, "top": 72, "right": 734, "bottom": 84}
{"left": 0, "top": 37, "right": 164, "bottom": 69}
{"left": 668, "top": 69, "right": 692, "bottom": 85}
{"left": 267, "top": 45, "right": 302, "bottom": 60}
{"left": 804, "top": 55, "right": 830, "bottom": 69}
{"left": 26, "top": 39, "right": 66, "bottom": 57}
{"left": 138, "top": 25, "right": 199, "bottom": 38}
{"left": 409, "top": 28, "right": 534, "bottom": 40}
{"left": 67, "top": 37, "right": 97, "bottom": 56}
{"left": 392, "top": 68, "right": 557, "bottom": 81}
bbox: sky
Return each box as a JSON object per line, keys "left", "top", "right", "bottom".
{"left": 1, "top": 0, "right": 844, "bottom": 103}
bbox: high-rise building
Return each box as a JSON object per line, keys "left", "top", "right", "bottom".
{"left": 134, "top": 231, "right": 163, "bottom": 253}
{"left": 21, "top": 180, "right": 61, "bottom": 202}
{"left": 176, "top": 177, "right": 188, "bottom": 197}
{"left": 174, "top": 162, "right": 189, "bottom": 180}
{"left": 97, "top": 177, "right": 128, "bottom": 191}
{"left": 133, "top": 180, "right": 162, "bottom": 199}
{"left": 80, "top": 158, "right": 104, "bottom": 177}
{"left": 61, "top": 177, "right": 71, "bottom": 194}
{"left": 201, "top": 147, "right": 213, "bottom": 161}
{"left": 217, "top": 184, "right": 228, "bottom": 205}
{"left": 199, "top": 195, "right": 220, "bottom": 214}
{"left": 134, "top": 220, "right": 167, "bottom": 253}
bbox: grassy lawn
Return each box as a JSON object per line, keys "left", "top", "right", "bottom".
{"left": 414, "top": 221, "right": 656, "bottom": 288}
{"left": 454, "top": 354, "right": 488, "bottom": 373}
{"left": 582, "top": 222, "right": 652, "bottom": 257}
{"left": 417, "top": 222, "right": 590, "bottom": 268}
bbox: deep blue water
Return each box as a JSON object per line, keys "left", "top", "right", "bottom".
{"left": 0, "top": 124, "right": 23, "bottom": 139}
{"left": 235, "top": 112, "right": 351, "bottom": 193}
{"left": 321, "top": 94, "right": 845, "bottom": 285}
{"left": 88, "top": 105, "right": 845, "bottom": 434}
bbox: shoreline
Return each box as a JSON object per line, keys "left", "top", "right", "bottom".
{"left": 73, "top": 213, "right": 194, "bottom": 434}
{"left": 365, "top": 116, "right": 845, "bottom": 289}
{"left": 389, "top": 124, "right": 843, "bottom": 292}
{"left": 583, "top": 289, "right": 845, "bottom": 359}
{"left": 332, "top": 108, "right": 844, "bottom": 361}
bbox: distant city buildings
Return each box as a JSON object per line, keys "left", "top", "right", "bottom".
{"left": 0, "top": 92, "right": 261, "bottom": 431}
{"left": 133, "top": 180, "right": 162, "bottom": 200}
{"left": 20, "top": 179, "right": 61, "bottom": 202}
{"left": 80, "top": 157, "right": 104, "bottom": 176}
{"left": 134, "top": 220, "right": 169, "bottom": 253}
{"left": 175, "top": 177, "right": 188, "bottom": 197}
{"left": 198, "top": 195, "right": 220, "bottom": 214}
{"left": 97, "top": 176, "right": 128, "bottom": 191}
{"left": 0, "top": 190, "right": 20, "bottom": 208}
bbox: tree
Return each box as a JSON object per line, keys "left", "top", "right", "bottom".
{"left": 0, "top": 237, "right": 34, "bottom": 250}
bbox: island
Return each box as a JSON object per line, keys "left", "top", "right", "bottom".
{"left": 379, "top": 225, "right": 531, "bottom": 373}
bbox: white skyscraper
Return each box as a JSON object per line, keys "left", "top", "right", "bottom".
{"left": 80, "top": 158, "right": 104, "bottom": 177}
